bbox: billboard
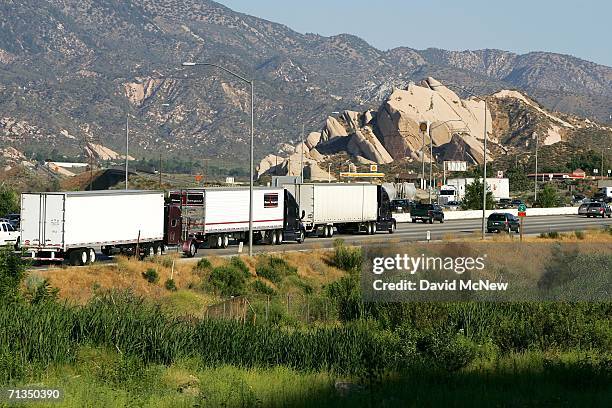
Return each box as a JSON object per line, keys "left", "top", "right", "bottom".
{"left": 444, "top": 161, "right": 467, "bottom": 172}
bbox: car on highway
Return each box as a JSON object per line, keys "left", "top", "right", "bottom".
{"left": 391, "top": 199, "right": 415, "bottom": 213}
{"left": 0, "top": 220, "right": 19, "bottom": 248}
{"left": 411, "top": 203, "right": 444, "bottom": 224}
{"left": 2, "top": 213, "right": 20, "bottom": 229}
{"left": 496, "top": 198, "right": 513, "bottom": 209}
{"left": 510, "top": 199, "right": 527, "bottom": 208}
{"left": 442, "top": 201, "right": 461, "bottom": 211}
{"left": 582, "top": 202, "right": 612, "bottom": 218}
{"left": 487, "top": 213, "right": 520, "bottom": 233}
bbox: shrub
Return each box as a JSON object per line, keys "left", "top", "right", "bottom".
{"left": 230, "top": 256, "right": 250, "bottom": 277}
{"left": 164, "top": 278, "right": 177, "bottom": 291}
{"left": 574, "top": 230, "right": 585, "bottom": 240}
{"left": 417, "top": 331, "right": 479, "bottom": 372}
{"left": 251, "top": 280, "right": 276, "bottom": 296}
{"left": 209, "top": 265, "right": 247, "bottom": 296}
{"left": 25, "top": 278, "right": 59, "bottom": 304}
{"left": 142, "top": 268, "right": 159, "bottom": 284}
{"left": 255, "top": 256, "right": 297, "bottom": 284}
{"left": 333, "top": 239, "right": 362, "bottom": 272}
{"left": 195, "top": 258, "right": 212, "bottom": 271}
{"left": 0, "top": 247, "right": 28, "bottom": 303}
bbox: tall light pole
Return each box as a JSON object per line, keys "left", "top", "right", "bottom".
{"left": 182, "top": 62, "right": 255, "bottom": 256}
{"left": 427, "top": 119, "right": 465, "bottom": 203}
{"left": 533, "top": 133, "right": 539, "bottom": 202}
{"left": 419, "top": 121, "right": 429, "bottom": 191}
{"left": 429, "top": 82, "right": 489, "bottom": 239}
{"left": 125, "top": 114, "right": 129, "bottom": 190}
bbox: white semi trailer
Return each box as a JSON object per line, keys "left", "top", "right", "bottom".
{"left": 439, "top": 178, "right": 510, "bottom": 204}
{"left": 283, "top": 183, "right": 396, "bottom": 237}
{"left": 20, "top": 190, "right": 165, "bottom": 265}
{"left": 167, "top": 187, "right": 305, "bottom": 256}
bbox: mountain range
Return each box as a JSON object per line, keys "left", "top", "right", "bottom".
{"left": 0, "top": 0, "right": 610, "bottom": 166}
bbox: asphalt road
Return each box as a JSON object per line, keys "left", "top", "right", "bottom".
{"left": 27, "top": 214, "right": 611, "bottom": 270}
{"left": 189, "top": 214, "right": 612, "bottom": 258}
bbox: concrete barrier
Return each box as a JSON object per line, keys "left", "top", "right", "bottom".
{"left": 393, "top": 207, "right": 578, "bottom": 222}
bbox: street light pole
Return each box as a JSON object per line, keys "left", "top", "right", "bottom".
{"left": 429, "top": 82, "right": 488, "bottom": 239}
{"left": 125, "top": 114, "right": 129, "bottom": 190}
{"left": 182, "top": 62, "right": 255, "bottom": 256}
{"left": 534, "top": 133, "right": 539, "bottom": 202}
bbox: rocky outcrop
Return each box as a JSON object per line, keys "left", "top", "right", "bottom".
{"left": 321, "top": 116, "right": 348, "bottom": 141}
{"left": 377, "top": 77, "right": 493, "bottom": 164}
{"left": 346, "top": 128, "right": 393, "bottom": 164}
{"left": 84, "top": 142, "right": 134, "bottom": 161}
{"left": 124, "top": 78, "right": 163, "bottom": 106}
{"left": 305, "top": 131, "right": 321, "bottom": 149}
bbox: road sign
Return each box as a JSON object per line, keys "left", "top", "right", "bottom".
{"left": 370, "top": 164, "right": 378, "bottom": 172}
{"left": 518, "top": 211, "right": 526, "bottom": 217}
{"left": 497, "top": 170, "right": 504, "bottom": 178}
{"left": 518, "top": 203, "right": 527, "bottom": 212}
{"left": 444, "top": 161, "right": 467, "bottom": 172}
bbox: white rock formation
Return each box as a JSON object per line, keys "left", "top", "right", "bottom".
{"left": 321, "top": 116, "right": 348, "bottom": 140}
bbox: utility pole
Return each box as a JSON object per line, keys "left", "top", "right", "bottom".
{"left": 534, "top": 133, "right": 539, "bottom": 202}
{"left": 300, "top": 124, "right": 305, "bottom": 182}
{"left": 429, "top": 127, "right": 433, "bottom": 203}
{"left": 159, "top": 153, "right": 162, "bottom": 189}
{"left": 419, "top": 122, "right": 429, "bottom": 190}
{"left": 125, "top": 114, "right": 129, "bottom": 190}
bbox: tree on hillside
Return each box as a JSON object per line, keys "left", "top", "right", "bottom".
{"left": 566, "top": 151, "right": 600, "bottom": 173}
{"left": 538, "top": 184, "right": 560, "bottom": 207}
{"left": 0, "top": 185, "right": 19, "bottom": 216}
{"left": 461, "top": 178, "right": 495, "bottom": 210}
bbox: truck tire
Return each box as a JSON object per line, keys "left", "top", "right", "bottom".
{"left": 154, "top": 244, "right": 163, "bottom": 256}
{"left": 188, "top": 242, "right": 197, "bottom": 257}
{"left": 440, "top": 217, "right": 444, "bottom": 224}
{"left": 297, "top": 230, "right": 305, "bottom": 244}
{"left": 270, "top": 230, "right": 277, "bottom": 245}
{"left": 208, "top": 236, "right": 217, "bottom": 249}
{"left": 146, "top": 246, "right": 155, "bottom": 258}
{"left": 372, "top": 222, "right": 377, "bottom": 234}
{"left": 276, "top": 230, "right": 283, "bottom": 244}
{"left": 88, "top": 248, "right": 96, "bottom": 264}
{"left": 68, "top": 250, "right": 80, "bottom": 266}
{"left": 389, "top": 222, "right": 396, "bottom": 234}
{"left": 428, "top": 218, "right": 433, "bottom": 224}
{"left": 78, "top": 249, "right": 88, "bottom": 266}
{"left": 222, "top": 234, "right": 229, "bottom": 248}
{"left": 328, "top": 226, "right": 334, "bottom": 238}
{"left": 412, "top": 218, "right": 417, "bottom": 223}
{"left": 14, "top": 237, "right": 20, "bottom": 251}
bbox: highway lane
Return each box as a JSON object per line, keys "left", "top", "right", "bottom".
{"left": 27, "top": 214, "right": 611, "bottom": 270}
{"left": 191, "top": 214, "right": 612, "bottom": 257}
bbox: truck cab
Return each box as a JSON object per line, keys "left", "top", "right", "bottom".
{"left": 376, "top": 185, "right": 397, "bottom": 233}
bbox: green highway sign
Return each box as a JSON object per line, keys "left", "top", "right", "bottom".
{"left": 518, "top": 204, "right": 527, "bottom": 212}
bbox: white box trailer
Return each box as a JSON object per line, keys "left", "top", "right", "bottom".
{"left": 283, "top": 183, "right": 396, "bottom": 236}
{"left": 167, "top": 187, "right": 304, "bottom": 255}
{"left": 20, "top": 190, "right": 164, "bottom": 265}
{"left": 444, "top": 178, "right": 510, "bottom": 202}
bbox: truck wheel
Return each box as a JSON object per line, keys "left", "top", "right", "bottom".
{"left": 215, "top": 235, "right": 223, "bottom": 249}
{"left": 276, "top": 230, "right": 283, "bottom": 244}
{"left": 297, "top": 230, "right": 305, "bottom": 244}
{"left": 328, "top": 226, "right": 334, "bottom": 238}
{"left": 389, "top": 222, "right": 396, "bottom": 234}
{"left": 372, "top": 222, "right": 377, "bottom": 234}
{"left": 87, "top": 248, "right": 96, "bottom": 264}
{"left": 14, "top": 237, "right": 20, "bottom": 251}
{"left": 154, "top": 244, "right": 163, "bottom": 256}
{"left": 222, "top": 234, "right": 229, "bottom": 248}
{"left": 68, "top": 250, "right": 80, "bottom": 266}
{"left": 146, "top": 246, "right": 155, "bottom": 258}
{"left": 208, "top": 236, "right": 217, "bottom": 249}
{"left": 270, "top": 230, "right": 277, "bottom": 245}
{"left": 78, "top": 249, "right": 88, "bottom": 266}
{"left": 188, "top": 242, "right": 197, "bottom": 257}
{"left": 428, "top": 218, "right": 433, "bottom": 224}
{"left": 412, "top": 218, "right": 416, "bottom": 223}
{"left": 440, "top": 218, "right": 444, "bottom": 224}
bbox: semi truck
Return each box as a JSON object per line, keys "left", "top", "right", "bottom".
{"left": 439, "top": 178, "right": 510, "bottom": 204}
{"left": 283, "top": 183, "right": 396, "bottom": 237}
{"left": 20, "top": 190, "right": 165, "bottom": 265}
{"left": 167, "top": 187, "right": 305, "bottom": 256}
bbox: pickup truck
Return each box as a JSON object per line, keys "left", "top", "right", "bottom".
{"left": 0, "top": 220, "right": 19, "bottom": 249}
{"left": 411, "top": 203, "right": 444, "bottom": 224}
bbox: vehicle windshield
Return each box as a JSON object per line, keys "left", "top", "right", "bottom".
{"left": 440, "top": 190, "right": 455, "bottom": 195}
{"left": 489, "top": 214, "right": 506, "bottom": 221}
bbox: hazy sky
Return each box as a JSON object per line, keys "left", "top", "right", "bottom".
{"left": 218, "top": 0, "right": 612, "bottom": 67}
